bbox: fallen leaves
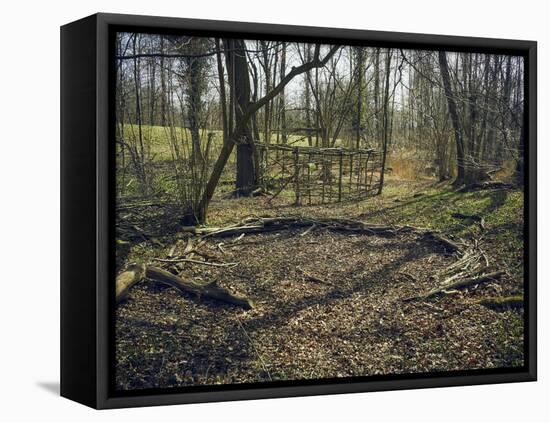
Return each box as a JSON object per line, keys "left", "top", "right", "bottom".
{"left": 116, "top": 226, "right": 524, "bottom": 390}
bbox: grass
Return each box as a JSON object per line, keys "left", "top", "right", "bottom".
{"left": 207, "top": 177, "right": 523, "bottom": 235}
{"left": 118, "top": 123, "right": 342, "bottom": 162}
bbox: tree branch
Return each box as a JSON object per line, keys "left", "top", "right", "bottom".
{"left": 241, "top": 45, "right": 341, "bottom": 124}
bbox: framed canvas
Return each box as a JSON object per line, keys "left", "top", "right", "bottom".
{"left": 60, "top": 13, "right": 537, "bottom": 409}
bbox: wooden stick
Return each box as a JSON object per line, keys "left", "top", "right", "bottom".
{"left": 236, "top": 318, "right": 273, "bottom": 380}
{"left": 403, "top": 271, "right": 505, "bottom": 302}
{"left": 298, "top": 267, "right": 335, "bottom": 287}
{"left": 152, "top": 257, "right": 238, "bottom": 267}
{"left": 293, "top": 148, "right": 300, "bottom": 205}
{"left": 338, "top": 151, "right": 343, "bottom": 202}
{"left": 300, "top": 224, "right": 317, "bottom": 237}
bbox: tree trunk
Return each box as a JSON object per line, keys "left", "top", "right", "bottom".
{"left": 232, "top": 40, "right": 257, "bottom": 195}
{"left": 185, "top": 40, "right": 206, "bottom": 165}
{"left": 438, "top": 51, "right": 466, "bottom": 185}
{"left": 279, "top": 43, "right": 287, "bottom": 144}
{"left": 159, "top": 36, "right": 167, "bottom": 127}
{"left": 132, "top": 34, "right": 148, "bottom": 195}
{"left": 305, "top": 45, "right": 313, "bottom": 146}
{"left": 374, "top": 48, "right": 380, "bottom": 145}
{"left": 516, "top": 118, "right": 525, "bottom": 185}
{"left": 355, "top": 47, "right": 364, "bottom": 149}
{"left": 378, "top": 49, "right": 392, "bottom": 194}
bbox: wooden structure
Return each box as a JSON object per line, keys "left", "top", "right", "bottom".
{"left": 255, "top": 142, "right": 383, "bottom": 205}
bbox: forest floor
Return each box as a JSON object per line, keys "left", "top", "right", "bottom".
{"left": 115, "top": 177, "right": 525, "bottom": 390}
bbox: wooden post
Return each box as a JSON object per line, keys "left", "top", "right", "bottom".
{"left": 356, "top": 153, "right": 363, "bottom": 195}
{"left": 328, "top": 155, "right": 333, "bottom": 202}
{"left": 293, "top": 147, "right": 300, "bottom": 205}
{"left": 308, "top": 152, "right": 312, "bottom": 205}
{"left": 364, "top": 152, "right": 370, "bottom": 196}
{"left": 265, "top": 145, "right": 270, "bottom": 192}
{"left": 349, "top": 153, "right": 354, "bottom": 195}
{"left": 375, "top": 152, "right": 382, "bottom": 193}
{"left": 338, "top": 151, "right": 343, "bottom": 202}
{"left": 321, "top": 158, "right": 326, "bottom": 204}
{"left": 282, "top": 149, "right": 286, "bottom": 179}
{"left": 369, "top": 151, "right": 376, "bottom": 191}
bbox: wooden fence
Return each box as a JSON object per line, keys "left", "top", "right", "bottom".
{"left": 255, "top": 142, "right": 383, "bottom": 205}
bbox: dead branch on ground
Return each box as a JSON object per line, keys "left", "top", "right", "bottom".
{"left": 116, "top": 265, "right": 253, "bottom": 309}
{"left": 403, "top": 271, "right": 504, "bottom": 302}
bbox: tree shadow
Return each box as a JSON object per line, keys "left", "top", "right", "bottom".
{"left": 116, "top": 225, "right": 457, "bottom": 389}
{"left": 357, "top": 190, "right": 456, "bottom": 221}
{"left": 241, "top": 240, "right": 433, "bottom": 334}
{"left": 116, "top": 306, "right": 259, "bottom": 389}
{"left": 482, "top": 189, "right": 510, "bottom": 215}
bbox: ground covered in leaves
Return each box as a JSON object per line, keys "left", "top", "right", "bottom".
{"left": 115, "top": 179, "right": 525, "bottom": 391}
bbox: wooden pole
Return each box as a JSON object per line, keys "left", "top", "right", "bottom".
{"left": 364, "top": 153, "right": 370, "bottom": 196}
{"left": 322, "top": 158, "right": 326, "bottom": 204}
{"left": 293, "top": 147, "right": 300, "bottom": 205}
{"left": 338, "top": 151, "right": 343, "bottom": 202}
{"left": 369, "top": 152, "right": 376, "bottom": 191}
{"left": 349, "top": 153, "right": 354, "bottom": 195}
{"left": 328, "top": 156, "right": 333, "bottom": 202}
{"left": 308, "top": 152, "right": 312, "bottom": 205}
{"left": 282, "top": 149, "right": 286, "bottom": 179}
{"left": 356, "top": 153, "right": 363, "bottom": 195}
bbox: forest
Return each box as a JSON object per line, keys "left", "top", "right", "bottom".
{"left": 114, "top": 32, "right": 526, "bottom": 390}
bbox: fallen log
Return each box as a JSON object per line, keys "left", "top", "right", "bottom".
{"left": 115, "top": 265, "right": 254, "bottom": 309}
{"left": 297, "top": 267, "right": 335, "bottom": 287}
{"left": 477, "top": 295, "right": 524, "bottom": 311}
{"left": 115, "top": 263, "right": 147, "bottom": 303}
{"left": 403, "top": 271, "right": 505, "bottom": 302}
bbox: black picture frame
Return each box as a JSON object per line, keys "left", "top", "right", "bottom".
{"left": 61, "top": 12, "right": 537, "bottom": 409}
